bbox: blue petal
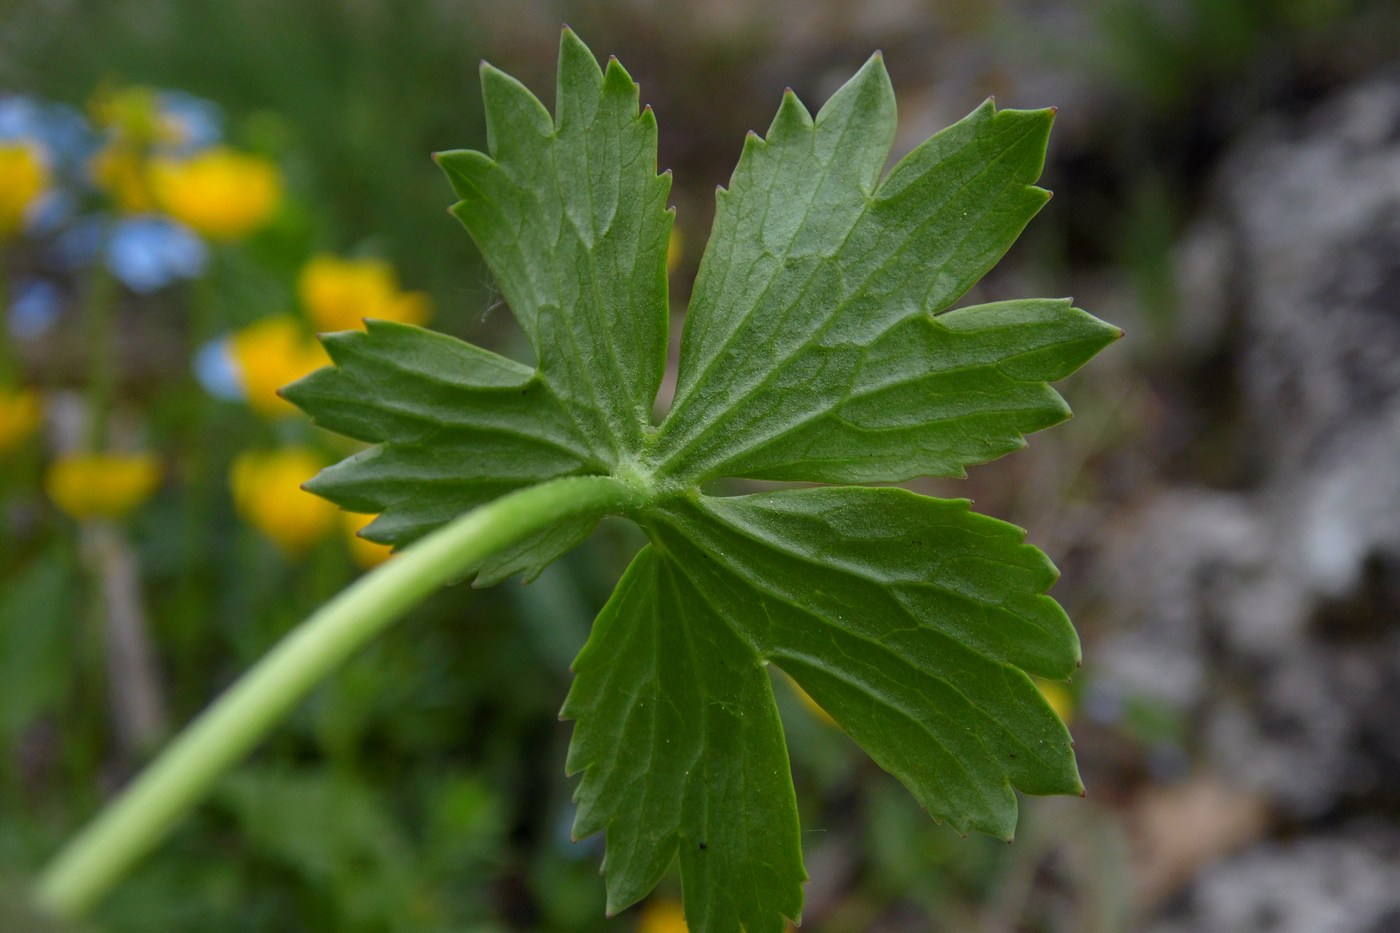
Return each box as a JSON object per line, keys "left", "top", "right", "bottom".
{"left": 8, "top": 278, "right": 63, "bottom": 340}
{"left": 193, "top": 336, "right": 244, "bottom": 401}
{"left": 157, "top": 91, "right": 223, "bottom": 155}
{"left": 0, "top": 95, "right": 99, "bottom": 176}
{"left": 106, "top": 216, "right": 208, "bottom": 293}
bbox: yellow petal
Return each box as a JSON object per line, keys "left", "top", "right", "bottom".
{"left": 230, "top": 447, "right": 337, "bottom": 554}
{"left": 1034, "top": 678, "right": 1075, "bottom": 724}
{"left": 149, "top": 147, "right": 282, "bottom": 240}
{"left": 0, "top": 144, "right": 50, "bottom": 236}
{"left": 298, "top": 254, "right": 395, "bottom": 331}
{"left": 638, "top": 899, "right": 688, "bottom": 933}
{"left": 342, "top": 510, "right": 393, "bottom": 568}
{"left": 666, "top": 225, "right": 683, "bottom": 274}
{"left": 384, "top": 290, "right": 433, "bottom": 326}
{"left": 228, "top": 316, "right": 328, "bottom": 418}
{"left": 46, "top": 452, "right": 161, "bottom": 520}
{"left": 0, "top": 387, "right": 43, "bottom": 454}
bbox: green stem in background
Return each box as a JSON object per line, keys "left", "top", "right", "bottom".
{"left": 82, "top": 265, "right": 119, "bottom": 452}
{"left": 168, "top": 260, "right": 227, "bottom": 695}
{"left": 35, "top": 474, "right": 643, "bottom": 921}
{"left": 0, "top": 259, "right": 16, "bottom": 386}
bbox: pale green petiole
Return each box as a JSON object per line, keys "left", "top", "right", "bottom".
{"left": 35, "top": 474, "right": 643, "bottom": 921}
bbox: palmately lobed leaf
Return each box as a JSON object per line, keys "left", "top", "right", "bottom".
{"left": 286, "top": 27, "right": 1120, "bottom": 933}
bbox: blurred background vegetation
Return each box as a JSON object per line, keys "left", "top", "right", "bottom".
{"left": 3, "top": 1, "right": 1400, "bottom": 930}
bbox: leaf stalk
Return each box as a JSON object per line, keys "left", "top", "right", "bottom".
{"left": 35, "top": 474, "right": 643, "bottom": 920}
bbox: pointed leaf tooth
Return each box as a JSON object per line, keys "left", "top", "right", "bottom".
{"left": 557, "top": 27, "right": 605, "bottom": 130}
{"left": 764, "top": 89, "right": 813, "bottom": 142}
{"left": 479, "top": 61, "right": 552, "bottom": 160}
{"left": 811, "top": 50, "right": 896, "bottom": 193}
{"left": 434, "top": 148, "right": 497, "bottom": 202}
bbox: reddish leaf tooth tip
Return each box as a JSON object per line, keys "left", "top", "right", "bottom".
{"left": 1049, "top": 105, "right": 1060, "bottom": 115}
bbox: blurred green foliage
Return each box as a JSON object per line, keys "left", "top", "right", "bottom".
{"left": 5, "top": 0, "right": 489, "bottom": 327}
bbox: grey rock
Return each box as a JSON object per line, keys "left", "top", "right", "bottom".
{"left": 1097, "top": 77, "right": 1400, "bottom": 819}
{"left": 1150, "top": 824, "right": 1400, "bottom": 933}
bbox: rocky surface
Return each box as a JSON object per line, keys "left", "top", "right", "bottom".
{"left": 1093, "top": 77, "right": 1400, "bottom": 929}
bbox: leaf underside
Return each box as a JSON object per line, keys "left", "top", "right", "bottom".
{"left": 285, "top": 27, "right": 1119, "bottom": 933}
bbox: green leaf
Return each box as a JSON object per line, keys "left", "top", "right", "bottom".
{"left": 287, "top": 28, "right": 1119, "bottom": 933}
{"left": 435, "top": 28, "right": 673, "bottom": 462}
{"left": 649, "top": 64, "right": 1118, "bottom": 485}
{"left": 651, "top": 488, "right": 1084, "bottom": 837}
{"left": 282, "top": 319, "right": 603, "bottom": 557}
{"left": 561, "top": 547, "right": 805, "bottom": 932}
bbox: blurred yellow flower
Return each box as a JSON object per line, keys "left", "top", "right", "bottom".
{"left": 91, "top": 143, "right": 156, "bottom": 213}
{"left": 0, "top": 143, "right": 49, "bottom": 237}
{"left": 0, "top": 387, "right": 43, "bottom": 453}
{"left": 1035, "top": 678, "right": 1075, "bottom": 724}
{"left": 638, "top": 899, "right": 687, "bottom": 933}
{"left": 342, "top": 511, "right": 392, "bottom": 569}
{"left": 230, "top": 447, "right": 337, "bottom": 554}
{"left": 298, "top": 254, "right": 432, "bottom": 332}
{"left": 149, "top": 147, "right": 281, "bottom": 240}
{"left": 45, "top": 452, "right": 161, "bottom": 520}
{"left": 229, "top": 316, "right": 328, "bottom": 418}
{"left": 666, "top": 225, "right": 683, "bottom": 274}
